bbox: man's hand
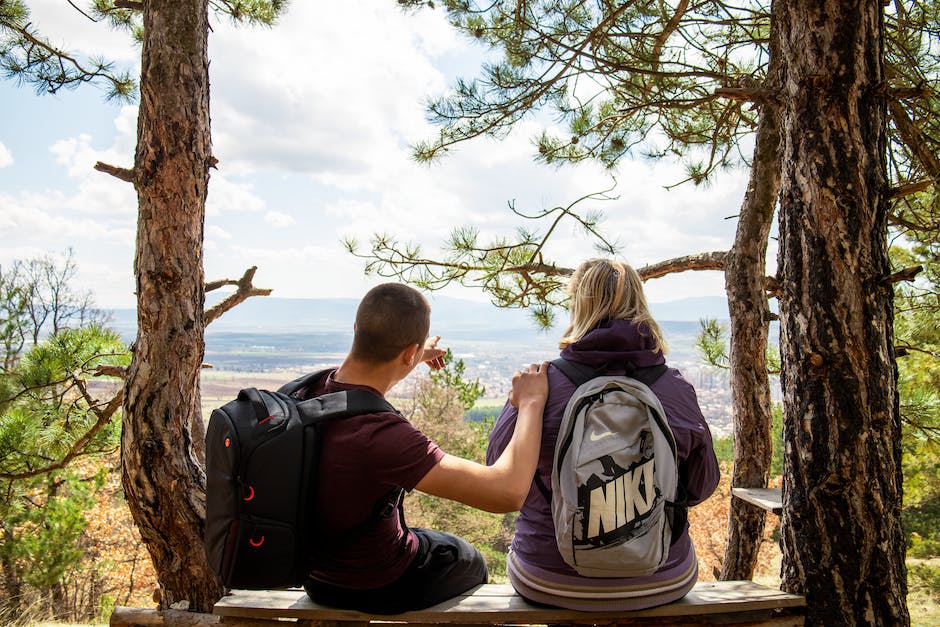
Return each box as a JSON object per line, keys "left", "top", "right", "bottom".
{"left": 422, "top": 335, "right": 447, "bottom": 370}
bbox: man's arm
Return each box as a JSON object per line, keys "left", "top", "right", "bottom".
{"left": 415, "top": 362, "right": 548, "bottom": 513}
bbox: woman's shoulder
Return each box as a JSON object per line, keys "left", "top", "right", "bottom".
{"left": 651, "top": 367, "right": 707, "bottom": 424}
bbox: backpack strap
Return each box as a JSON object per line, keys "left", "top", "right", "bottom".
{"left": 279, "top": 369, "right": 399, "bottom": 421}
{"left": 277, "top": 368, "right": 334, "bottom": 397}
{"left": 551, "top": 358, "right": 668, "bottom": 388}
{"left": 278, "top": 372, "right": 402, "bottom": 566}
{"left": 295, "top": 389, "right": 397, "bottom": 423}
{"left": 666, "top": 483, "right": 689, "bottom": 545}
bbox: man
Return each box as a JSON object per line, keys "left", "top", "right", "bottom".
{"left": 297, "top": 283, "right": 548, "bottom": 613}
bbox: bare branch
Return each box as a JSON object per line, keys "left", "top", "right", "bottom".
{"left": 205, "top": 266, "right": 272, "bottom": 326}
{"left": 889, "top": 101, "right": 940, "bottom": 179}
{"left": 896, "top": 342, "right": 940, "bottom": 359}
{"left": 637, "top": 251, "right": 728, "bottom": 280}
{"left": 714, "top": 87, "right": 779, "bottom": 105}
{"left": 94, "top": 364, "right": 127, "bottom": 379}
{"left": 885, "top": 265, "right": 923, "bottom": 285}
{"left": 888, "top": 178, "right": 935, "bottom": 199}
{"left": 113, "top": 0, "right": 144, "bottom": 9}
{"left": 94, "top": 161, "right": 135, "bottom": 183}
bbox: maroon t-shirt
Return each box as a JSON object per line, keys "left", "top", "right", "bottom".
{"left": 303, "top": 370, "right": 444, "bottom": 589}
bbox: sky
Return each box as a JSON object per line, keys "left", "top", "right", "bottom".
{"left": 0, "top": 0, "right": 756, "bottom": 312}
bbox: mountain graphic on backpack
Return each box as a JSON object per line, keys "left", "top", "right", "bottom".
{"left": 549, "top": 358, "right": 688, "bottom": 578}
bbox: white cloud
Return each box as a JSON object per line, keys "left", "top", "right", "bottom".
{"left": 0, "top": 191, "right": 135, "bottom": 243}
{"left": 208, "top": 225, "right": 232, "bottom": 240}
{"left": 265, "top": 211, "right": 295, "bottom": 228}
{"left": 1, "top": 0, "right": 751, "bottom": 311}
{"left": 208, "top": 1, "right": 470, "bottom": 179}
{"left": 0, "top": 142, "right": 12, "bottom": 168}
{"left": 207, "top": 176, "right": 266, "bottom": 216}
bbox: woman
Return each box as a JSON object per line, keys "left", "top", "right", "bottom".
{"left": 486, "top": 258, "right": 720, "bottom": 611}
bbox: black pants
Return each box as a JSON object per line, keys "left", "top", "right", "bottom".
{"left": 304, "top": 528, "right": 488, "bottom": 614}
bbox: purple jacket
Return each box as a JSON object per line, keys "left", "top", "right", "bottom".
{"left": 486, "top": 319, "right": 720, "bottom": 576}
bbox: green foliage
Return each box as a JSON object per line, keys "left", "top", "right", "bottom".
{"left": 890, "top": 215, "right": 940, "bottom": 560}
{"left": 696, "top": 319, "right": 729, "bottom": 368}
{"left": 465, "top": 405, "right": 503, "bottom": 424}
{"left": 211, "top": 0, "right": 288, "bottom": 26}
{"left": 2, "top": 0, "right": 288, "bottom": 102}
{"left": 0, "top": 0, "right": 136, "bottom": 100}
{"left": 712, "top": 404, "right": 783, "bottom": 477}
{"left": 429, "top": 349, "right": 486, "bottom": 411}
{"left": 712, "top": 434, "right": 734, "bottom": 467}
{"left": 770, "top": 405, "right": 783, "bottom": 477}
{"left": 695, "top": 318, "right": 780, "bottom": 374}
{"left": 403, "top": 366, "right": 512, "bottom": 580}
{"left": 16, "top": 469, "right": 106, "bottom": 590}
{"left": 909, "top": 563, "right": 940, "bottom": 602}
{"left": 0, "top": 326, "right": 126, "bottom": 619}
{"left": 406, "top": 0, "right": 765, "bottom": 179}
{"left": 0, "top": 254, "right": 128, "bottom": 622}
{"left": 0, "top": 325, "right": 126, "bottom": 476}
{"left": 904, "top": 438, "right": 940, "bottom": 559}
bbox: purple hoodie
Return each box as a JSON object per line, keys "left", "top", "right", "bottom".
{"left": 486, "top": 319, "right": 720, "bottom": 576}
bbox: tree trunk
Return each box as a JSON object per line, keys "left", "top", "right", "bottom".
{"left": 720, "top": 50, "right": 782, "bottom": 580}
{"left": 0, "top": 524, "right": 23, "bottom": 616}
{"left": 776, "top": 1, "right": 908, "bottom": 624}
{"left": 121, "top": 0, "right": 222, "bottom": 612}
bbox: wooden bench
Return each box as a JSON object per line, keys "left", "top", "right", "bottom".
{"left": 208, "top": 581, "right": 805, "bottom": 626}
{"left": 732, "top": 487, "right": 783, "bottom": 516}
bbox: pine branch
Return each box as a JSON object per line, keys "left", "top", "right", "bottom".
{"left": 205, "top": 266, "right": 272, "bottom": 326}
{"left": 417, "top": 2, "right": 640, "bottom": 160}
{"left": 0, "top": 378, "right": 121, "bottom": 481}
{"left": 113, "top": 1, "right": 143, "bottom": 9}
{"left": 0, "top": 11, "right": 136, "bottom": 99}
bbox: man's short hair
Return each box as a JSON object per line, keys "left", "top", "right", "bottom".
{"left": 351, "top": 283, "right": 430, "bottom": 364}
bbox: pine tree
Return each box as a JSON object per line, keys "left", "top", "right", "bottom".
{"left": 1, "top": 0, "right": 282, "bottom": 611}
{"left": 0, "top": 254, "right": 127, "bottom": 621}
{"left": 354, "top": 2, "right": 938, "bottom": 622}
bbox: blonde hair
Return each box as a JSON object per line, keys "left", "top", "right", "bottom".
{"left": 559, "top": 259, "right": 667, "bottom": 353}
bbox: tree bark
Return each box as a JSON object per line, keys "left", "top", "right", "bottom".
{"left": 776, "top": 1, "right": 908, "bottom": 624}
{"left": 0, "top": 524, "right": 23, "bottom": 616}
{"left": 720, "top": 37, "right": 782, "bottom": 580}
{"left": 121, "top": 0, "right": 222, "bottom": 612}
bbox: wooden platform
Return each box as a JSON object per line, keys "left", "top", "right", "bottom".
{"left": 732, "top": 487, "right": 783, "bottom": 516}
{"left": 211, "top": 581, "right": 805, "bottom": 626}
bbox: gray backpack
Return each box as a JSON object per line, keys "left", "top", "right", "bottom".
{"left": 547, "top": 359, "right": 687, "bottom": 577}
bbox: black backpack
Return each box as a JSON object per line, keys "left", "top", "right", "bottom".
{"left": 204, "top": 369, "right": 395, "bottom": 589}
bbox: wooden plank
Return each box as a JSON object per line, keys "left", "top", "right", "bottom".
{"left": 213, "top": 581, "right": 804, "bottom": 624}
{"left": 732, "top": 487, "right": 783, "bottom": 515}
{"left": 110, "top": 606, "right": 221, "bottom": 626}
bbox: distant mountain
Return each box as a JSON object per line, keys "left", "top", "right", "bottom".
{"left": 104, "top": 293, "right": 732, "bottom": 340}
{"left": 649, "top": 296, "right": 730, "bottom": 322}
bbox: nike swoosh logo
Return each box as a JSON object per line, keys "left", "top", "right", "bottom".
{"left": 589, "top": 430, "right": 615, "bottom": 442}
